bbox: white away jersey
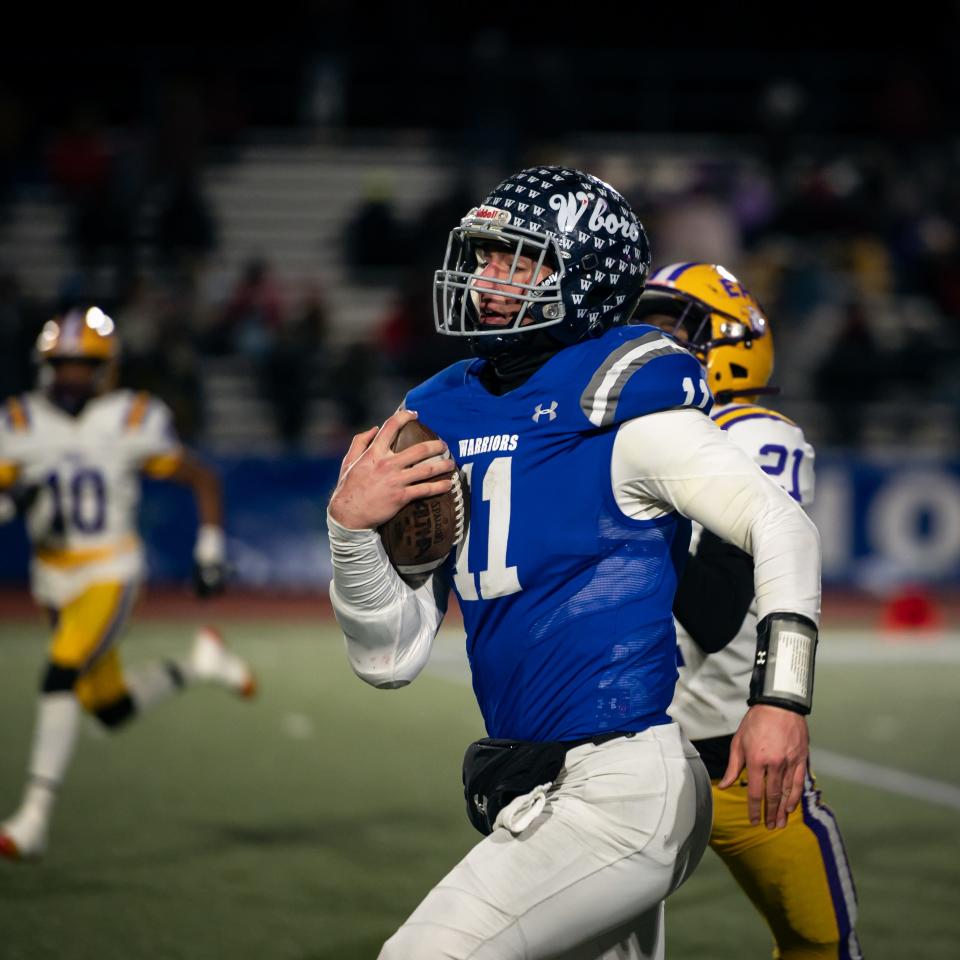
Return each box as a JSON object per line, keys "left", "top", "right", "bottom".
{"left": 0, "top": 390, "right": 183, "bottom": 606}
{"left": 668, "top": 402, "right": 816, "bottom": 740}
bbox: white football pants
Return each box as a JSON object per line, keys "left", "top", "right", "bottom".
{"left": 379, "top": 722, "right": 712, "bottom": 960}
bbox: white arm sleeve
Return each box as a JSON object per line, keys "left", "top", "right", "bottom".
{"left": 612, "top": 408, "right": 821, "bottom": 625}
{"left": 327, "top": 513, "right": 449, "bottom": 688}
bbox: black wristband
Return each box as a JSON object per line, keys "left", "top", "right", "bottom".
{"left": 747, "top": 612, "right": 818, "bottom": 715}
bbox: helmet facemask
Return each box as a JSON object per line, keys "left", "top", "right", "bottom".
{"left": 434, "top": 214, "right": 565, "bottom": 356}
{"left": 41, "top": 358, "right": 116, "bottom": 416}
{"left": 434, "top": 168, "right": 651, "bottom": 358}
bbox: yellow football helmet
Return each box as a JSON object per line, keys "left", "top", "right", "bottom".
{"left": 36, "top": 307, "right": 119, "bottom": 362}
{"left": 634, "top": 263, "right": 774, "bottom": 402}
{"left": 35, "top": 307, "right": 120, "bottom": 412}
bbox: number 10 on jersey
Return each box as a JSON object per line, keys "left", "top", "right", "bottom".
{"left": 453, "top": 458, "right": 522, "bottom": 601}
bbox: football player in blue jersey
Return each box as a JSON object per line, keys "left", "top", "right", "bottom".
{"left": 326, "top": 167, "right": 822, "bottom": 960}
{"left": 636, "top": 263, "right": 862, "bottom": 959}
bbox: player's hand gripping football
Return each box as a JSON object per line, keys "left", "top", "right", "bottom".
{"left": 720, "top": 704, "right": 810, "bottom": 831}
{"left": 329, "top": 410, "right": 455, "bottom": 530}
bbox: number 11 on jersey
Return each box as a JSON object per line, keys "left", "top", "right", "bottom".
{"left": 453, "top": 458, "right": 522, "bottom": 601}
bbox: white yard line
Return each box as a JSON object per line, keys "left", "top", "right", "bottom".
{"left": 819, "top": 637, "right": 960, "bottom": 664}
{"left": 811, "top": 748, "right": 960, "bottom": 811}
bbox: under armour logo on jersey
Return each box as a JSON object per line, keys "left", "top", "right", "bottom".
{"left": 532, "top": 401, "right": 558, "bottom": 423}
{"left": 756, "top": 651, "right": 767, "bottom": 665}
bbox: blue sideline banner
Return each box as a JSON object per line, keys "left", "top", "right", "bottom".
{"left": 0, "top": 454, "right": 958, "bottom": 589}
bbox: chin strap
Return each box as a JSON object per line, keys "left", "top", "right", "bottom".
{"left": 479, "top": 333, "right": 565, "bottom": 395}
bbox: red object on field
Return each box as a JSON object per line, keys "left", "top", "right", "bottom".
{"left": 881, "top": 588, "right": 944, "bottom": 631}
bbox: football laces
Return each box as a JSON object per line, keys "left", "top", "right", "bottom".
{"left": 451, "top": 468, "right": 466, "bottom": 546}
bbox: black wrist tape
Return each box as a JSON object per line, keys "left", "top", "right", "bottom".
{"left": 747, "top": 612, "right": 818, "bottom": 715}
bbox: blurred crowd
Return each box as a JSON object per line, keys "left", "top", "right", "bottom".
{"left": 1, "top": 58, "right": 958, "bottom": 454}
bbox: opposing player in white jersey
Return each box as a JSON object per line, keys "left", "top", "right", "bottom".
{"left": 328, "top": 167, "right": 822, "bottom": 959}
{"left": 635, "top": 263, "right": 862, "bottom": 959}
{"left": 0, "top": 307, "right": 255, "bottom": 862}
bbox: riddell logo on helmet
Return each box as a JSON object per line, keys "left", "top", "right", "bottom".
{"left": 469, "top": 206, "right": 512, "bottom": 225}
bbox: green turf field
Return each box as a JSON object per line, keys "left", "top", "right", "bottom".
{"left": 1, "top": 620, "right": 958, "bottom": 959}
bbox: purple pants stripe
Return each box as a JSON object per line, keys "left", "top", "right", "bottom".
{"left": 801, "top": 771, "right": 863, "bottom": 959}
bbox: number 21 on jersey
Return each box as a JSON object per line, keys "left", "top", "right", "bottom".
{"left": 453, "top": 458, "right": 522, "bottom": 601}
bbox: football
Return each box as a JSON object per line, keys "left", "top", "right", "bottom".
{"left": 379, "top": 419, "right": 466, "bottom": 577}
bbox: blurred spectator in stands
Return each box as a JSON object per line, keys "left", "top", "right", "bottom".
{"left": 651, "top": 184, "right": 741, "bottom": 269}
{"left": 153, "top": 173, "right": 217, "bottom": 274}
{"left": 48, "top": 103, "right": 110, "bottom": 206}
{"left": 49, "top": 103, "right": 137, "bottom": 294}
{"left": 889, "top": 303, "right": 951, "bottom": 402}
{"left": 291, "top": 282, "right": 330, "bottom": 354}
{"left": 409, "top": 178, "right": 473, "bottom": 272}
{"left": 814, "top": 301, "right": 882, "bottom": 446}
{"left": 344, "top": 176, "right": 408, "bottom": 283}
{"left": 205, "top": 71, "right": 247, "bottom": 158}
{"left": 913, "top": 218, "right": 960, "bottom": 320}
{"left": 378, "top": 270, "right": 470, "bottom": 387}
{"left": 330, "top": 341, "right": 375, "bottom": 437}
{"left": 261, "top": 285, "right": 330, "bottom": 452}
{"left": 0, "top": 273, "right": 38, "bottom": 396}
{"left": 262, "top": 321, "right": 311, "bottom": 452}
{"left": 152, "top": 78, "right": 206, "bottom": 181}
{"left": 116, "top": 281, "right": 203, "bottom": 443}
{"left": 203, "top": 258, "right": 284, "bottom": 357}
{"left": 115, "top": 273, "right": 163, "bottom": 364}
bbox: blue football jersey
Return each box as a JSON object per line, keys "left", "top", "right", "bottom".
{"left": 405, "top": 325, "right": 712, "bottom": 741}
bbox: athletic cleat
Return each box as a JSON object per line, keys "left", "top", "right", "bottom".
{"left": 189, "top": 626, "right": 257, "bottom": 698}
{"left": 0, "top": 808, "right": 48, "bottom": 863}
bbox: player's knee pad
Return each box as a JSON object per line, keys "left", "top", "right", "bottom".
{"left": 41, "top": 662, "right": 80, "bottom": 693}
{"left": 93, "top": 694, "right": 137, "bottom": 730}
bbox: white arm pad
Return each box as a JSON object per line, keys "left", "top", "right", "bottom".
{"left": 327, "top": 512, "right": 448, "bottom": 688}
{"left": 612, "top": 409, "right": 821, "bottom": 626}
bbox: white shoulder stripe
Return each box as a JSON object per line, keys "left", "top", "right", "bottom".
{"left": 581, "top": 335, "right": 687, "bottom": 427}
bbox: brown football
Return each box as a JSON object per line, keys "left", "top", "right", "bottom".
{"left": 379, "top": 419, "right": 466, "bottom": 577}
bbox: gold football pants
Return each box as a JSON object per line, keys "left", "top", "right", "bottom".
{"left": 710, "top": 773, "right": 862, "bottom": 959}
{"left": 48, "top": 581, "right": 138, "bottom": 712}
